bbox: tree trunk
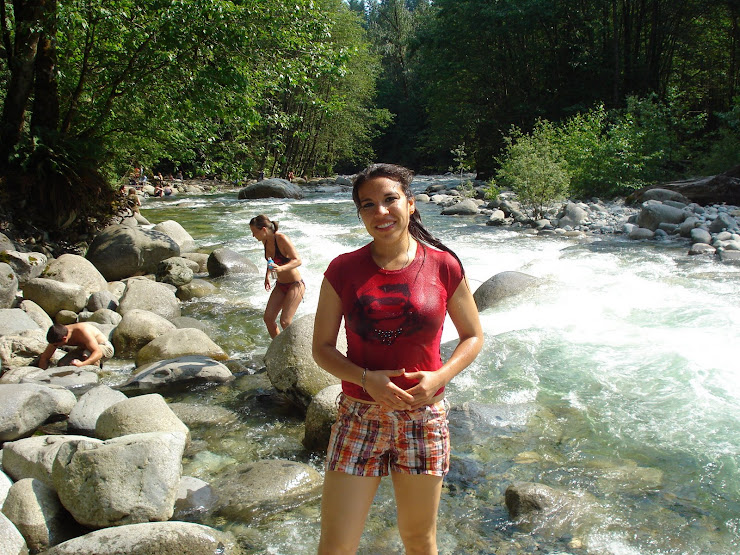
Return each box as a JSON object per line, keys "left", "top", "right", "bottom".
{"left": 0, "top": 0, "right": 46, "bottom": 164}
{"left": 31, "top": 0, "right": 59, "bottom": 133}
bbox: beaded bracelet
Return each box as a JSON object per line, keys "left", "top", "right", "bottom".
{"left": 361, "top": 368, "right": 368, "bottom": 392}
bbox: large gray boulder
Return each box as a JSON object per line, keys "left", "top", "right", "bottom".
{"left": 135, "top": 328, "right": 228, "bottom": 367}
{"left": 636, "top": 201, "right": 687, "bottom": 231}
{"left": 152, "top": 220, "right": 196, "bottom": 253}
{"left": 180, "top": 252, "right": 209, "bottom": 273}
{"left": 0, "top": 329, "right": 47, "bottom": 369}
{"left": 2, "top": 435, "right": 102, "bottom": 487}
{"left": 111, "top": 309, "right": 177, "bottom": 358}
{"left": 176, "top": 278, "right": 216, "bottom": 301}
{"left": 21, "top": 278, "right": 87, "bottom": 317}
{"left": 0, "top": 261, "right": 19, "bottom": 309}
{"left": 42, "top": 254, "right": 107, "bottom": 297}
{"left": 84, "top": 308, "right": 122, "bottom": 326}
{"left": 0, "top": 252, "right": 45, "bottom": 286}
{"left": 639, "top": 187, "right": 691, "bottom": 204}
{"left": 85, "top": 290, "right": 118, "bottom": 312}
{"left": 473, "top": 271, "right": 539, "bottom": 312}
{"left": 709, "top": 211, "right": 740, "bottom": 233}
{"left": 40, "top": 521, "right": 239, "bottom": 555}
{"left": 85, "top": 225, "right": 180, "bottom": 281}
{"left": 302, "top": 384, "right": 342, "bottom": 452}
{"left": 125, "top": 355, "right": 234, "bottom": 392}
{"left": 116, "top": 279, "right": 181, "bottom": 320}
{"left": 51, "top": 432, "right": 187, "bottom": 528}
{"left": 440, "top": 198, "right": 480, "bottom": 215}
{"left": 2, "top": 478, "right": 74, "bottom": 552}
{"left": 237, "top": 178, "right": 304, "bottom": 199}
{"left": 0, "top": 309, "right": 40, "bottom": 337}
{"left": 95, "top": 394, "right": 189, "bottom": 441}
{"left": 206, "top": 247, "right": 258, "bottom": 277}
{"left": 264, "top": 314, "right": 342, "bottom": 412}
{"left": 18, "top": 300, "right": 53, "bottom": 330}
{"left": 155, "top": 257, "right": 194, "bottom": 287}
{"left": 0, "top": 511, "right": 28, "bottom": 555}
{"left": 213, "top": 459, "right": 322, "bottom": 522}
{"left": 0, "top": 384, "right": 76, "bottom": 441}
{"left": 67, "top": 385, "right": 127, "bottom": 434}
{"left": 557, "top": 202, "right": 589, "bottom": 228}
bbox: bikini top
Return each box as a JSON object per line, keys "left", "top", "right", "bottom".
{"left": 270, "top": 236, "right": 291, "bottom": 265}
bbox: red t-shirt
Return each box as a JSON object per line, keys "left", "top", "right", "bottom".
{"left": 324, "top": 242, "right": 463, "bottom": 402}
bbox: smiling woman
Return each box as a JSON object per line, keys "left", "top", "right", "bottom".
{"left": 311, "top": 163, "right": 484, "bottom": 554}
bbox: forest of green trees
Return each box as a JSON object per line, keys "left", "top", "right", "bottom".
{"left": 2, "top": 0, "right": 740, "bottom": 233}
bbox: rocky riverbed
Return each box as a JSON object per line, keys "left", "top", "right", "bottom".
{"left": 1, "top": 172, "right": 739, "bottom": 554}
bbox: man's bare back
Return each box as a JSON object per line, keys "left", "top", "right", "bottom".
{"left": 38, "top": 322, "right": 114, "bottom": 369}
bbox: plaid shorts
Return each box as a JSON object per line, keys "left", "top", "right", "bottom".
{"left": 326, "top": 393, "right": 450, "bottom": 477}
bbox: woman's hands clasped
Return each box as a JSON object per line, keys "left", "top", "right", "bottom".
{"left": 365, "top": 369, "right": 444, "bottom": 411}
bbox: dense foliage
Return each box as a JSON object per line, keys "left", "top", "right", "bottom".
{"left": 2, "top": 0, "right": 740, "bottom": 233}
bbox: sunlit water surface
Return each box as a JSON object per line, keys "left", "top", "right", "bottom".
{"left": 108, "top": 177, "right": 740, "bottom": 554}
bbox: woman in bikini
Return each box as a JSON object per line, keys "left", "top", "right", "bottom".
{"left": 249, "top": 215, "right": 306, "bottom": 338}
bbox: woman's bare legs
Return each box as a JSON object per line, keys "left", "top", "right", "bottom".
{"left": 263, "top": 287, "right": 285, "bottom": 338}
{"left": 391, "top": 472, "right": 444, "bottom": 555}
{"left": 263, "top": 281, "right": 305, "bottom": 338}
{"left": 279, "top": 281, "right": 305, "bottom": 329}
{"left": 318, "top": 471, "right": 381, "bottom": 554}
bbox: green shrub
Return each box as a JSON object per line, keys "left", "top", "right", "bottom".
{"left": 483, "top": 179, "right": 500, "bottom": 201}
{"left": 555, "top": 93, "right": 703, "bottom": 198}
{"left": 495, "top": 121, "right": 570, "bottom": 219}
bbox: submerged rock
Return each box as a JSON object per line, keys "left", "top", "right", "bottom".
{"left": 505, "top": 481, "right": 602, "bottom": 541}
{"left": 213, "top": 459, "right": 322, "bottom": 522}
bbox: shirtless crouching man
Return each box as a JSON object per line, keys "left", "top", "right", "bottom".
{"left": 38, "top": 323, "right": 115, "bottom": 369}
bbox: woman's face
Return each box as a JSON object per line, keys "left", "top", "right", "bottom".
{"left": 250, "top": 225, "right": 267, "bottom": 242}
{"left": 356, "top": 177, "right": 415, "bottom": 244}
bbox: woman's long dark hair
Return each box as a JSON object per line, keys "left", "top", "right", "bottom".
{"left": 352, "top": 163, "right": 465, "bottom": 274}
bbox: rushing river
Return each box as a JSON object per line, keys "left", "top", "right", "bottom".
{"left": 113, "top": 176, "right": 739, "bottom": 554}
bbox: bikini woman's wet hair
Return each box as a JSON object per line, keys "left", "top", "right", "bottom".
{"left": 249, "top": 214, "right": 279, "bottom": 232}
{"left": 352, "top": 163, "right": 465, "bottom": 274}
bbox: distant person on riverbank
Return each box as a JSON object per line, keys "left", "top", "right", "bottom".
{"left": 287, "top": 170, "right": 295, "bottom": 181}
{"left": 164, "top": 185, "right": 172, "bottom": 196}
{"left": 37, "top": 323, "right": 115, "bottom": 369}
{"left": 176, "top": 170, "right": 183, "bottom": 180}
{"left": 153, "top": 184, "right": 164, "bottom": 197}
{"left": 258, "top": 169, "right": 265, "bottom": 180}
{"left": 249, "top": 214, "right": 305, "bottom": 338}
{"left": 127, "top": 188, "right": 141, "bottom": 213}
{"left": 312, "top": 163, "right": 483, "bottom": 554}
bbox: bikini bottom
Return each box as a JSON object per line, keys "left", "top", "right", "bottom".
{"left": 277, "top": 280, "right": 305, "bottom": 295}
